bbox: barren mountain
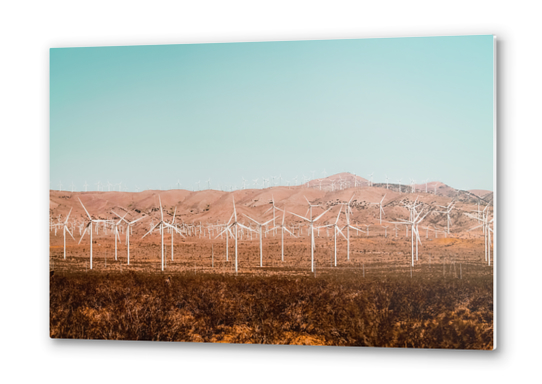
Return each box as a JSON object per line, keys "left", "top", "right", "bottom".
{"left": 50, "top": 173, "right": 493, "bottom": 236}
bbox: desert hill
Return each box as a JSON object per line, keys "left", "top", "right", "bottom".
{"left": 50, "top": 173, "right": 493, "bottom": 236}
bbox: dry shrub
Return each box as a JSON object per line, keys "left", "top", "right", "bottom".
{"left": 50, "top": 270, "right": 493, "bottom": 349}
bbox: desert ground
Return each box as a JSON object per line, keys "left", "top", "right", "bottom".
{"left": 49, "top": 173, "right": 494, "bottom": 348}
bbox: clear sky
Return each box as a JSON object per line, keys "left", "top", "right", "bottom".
{"left": 50, "top": 35, "right": 494, "bottom": 192}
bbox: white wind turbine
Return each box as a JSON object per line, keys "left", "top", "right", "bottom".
{"left": 110, "top": 211, "right": 128, "bottom": 261}
{"left": 385, "top": 175, "right": 389, "bottom": 189}
{"left": 215, "top": 197, "right": 252, "bottom": 273}
{"left": 467, "top": 203, "right": 493, "bottom": 266}
{"left": 410, "top": 179, "right": 416, "bottom": 193}
{"left": 370, "top": 194, "right": 386, "bottom": 224}
{"left": 58, "top": 181, "right": 63, "bottom": 192}
{"left": 267, "top": 208, "right": 296, "bottom": 262}
{"left": 83, "top": 181, "right": 88, "bottom": 192}
{"left": 436, "top": 201, "right": 456, "bottom": 234}
{"left": 341, "top": 194, "right": 361, "bottom": 261}
{"left": 318, "top": 205, "right": 346, "bottom": 267}
{"left": 288, "top": 198, "right": 332, "bottom": 272}
{"left": 389, "top": 208, "right": 430, "bottom": 266}
{"left": 243, "top": 214, "right": 273, "bottom": 267}
{"left": 397, "top": 178, "right": 402, "bottom": 193}
{"left": 264, "top": 195, "right": 279, "bottom": 235}
{"left": 78, "top": 198, "right": 108, "bottom": 270}
{"left": 113, "top": 212, "right": 146, "bottom": 265}
{"left": 167, "top": 207, "right": 185, "bottom": 261}
{"left": 141, "top": 196, "right": 183, "bottom": 271}
{"left": 61, "top": 208, "right": 74, "bottom": 259}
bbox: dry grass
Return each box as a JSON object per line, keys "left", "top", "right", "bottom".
{"left": 50, "top": 268, "right": 493, "bottom": 349}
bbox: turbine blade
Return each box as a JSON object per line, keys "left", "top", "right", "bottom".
{"left": 142, "top": 222, "right": 161, "bottom": 239}
{"left": 288, "top": 211, "right": 310, "bottom": 222}
{"left": 314, "top": 206, "right": 332, "bottom": 222}
{"left": 66, "top": 226, "right": 75, "bottom": 240}
{"left": 78, "top": 198, "right": 92, "bottom": 220}
{"left": 65, "top": 208, "right": 72, "bottom": 223}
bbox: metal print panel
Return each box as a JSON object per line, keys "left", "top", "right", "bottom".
{"left": 50, "top": 35, "right": 495, "bottom": 349}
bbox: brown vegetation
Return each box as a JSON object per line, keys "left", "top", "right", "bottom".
{"left": 50, "top": 265, "right": 492, "bottom": 349}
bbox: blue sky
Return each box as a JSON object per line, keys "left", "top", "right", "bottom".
{"left": 50, "top": 35, "right": 494, "bottom": 192}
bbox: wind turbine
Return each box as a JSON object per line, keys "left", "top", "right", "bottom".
{"left": 389, "top": 207, "right": 430, "bottom": 266}
{"left": 167, "top": 206, "right": 185, "bottom": 261}
{"left": 110, "top": 211, "right": 128, "bottom": 260}
{"left": 267, "top": 208, "right": 296, "bottom": 262}
{"left": 59, "top": 181, "right": 63, "bottom": 192}
{"left": 78, "top": 198, "right": 108, "bottom": 270}
{"left": 61, "top": 208, "right": 74, "bottom": 259}
{"left": 370, "top": 194, "right": 386, "bottom": 224}
{"left": 243, "top": 214, "right": 273, "bottom": 267}
{"left": 318, "top": 205, "right": 346, "bottom": 266}
{"left": 113, "top": 212, "right": 146, "bottom": 265}
{"left": 215, "top": 197, "right": 252, "bottom": 273}
{"left": 288, "top": 199, "right": 332, "bottom": 272}
{"left": 264, "top": 195, "right": 279, "bottom": 235}
{"left": 436, "top": 201, "right": 456, "bottom": 234}
{"left": 83, "top": 181, "right": 88, "bottom": 192}
{"left": 341, "top": 194, "right": 361, "bottom": 261}
{"left": 385, "top": 175, "right": 389, "bottom": 189}
{"left": 410, "top": 179, "right": 416, "bottom": 193}
{"left": 467, "top": 203, "right": 493, "bottom": 265}
{"left": 141, "top": 196, "right": 183, "bottom": 271}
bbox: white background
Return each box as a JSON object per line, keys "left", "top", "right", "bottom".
{"left": 0, "top": 1, "right": 540, "bottom": 382}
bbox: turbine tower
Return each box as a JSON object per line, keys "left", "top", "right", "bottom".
{"left": 78, "top": 198, "right": 108, "bottom": 270}
{"left": 215, "top": 197, "right": 252, "bottom": 273}
{"left": 319, "top": 205, "right": 346, "bottom": 267}
{"left": 370, "top": 194, "right": 386, "bottom": 224}
{"left": 141, "top": 196, "right": 183, "bottom": 271}
{"left": 268, "top": 208, "right": 296, "bottom": 262}
{"left": 113, "top": 212, "right": 146, "bottom": 265}
{"left": 288, "top": 198, "right": 332, "bottom": 272}
{"left": 61, "top": 208, "right": 74, "bottom": 259}
{"left": 243, "top": 214, "right": 273, "bottom": 267}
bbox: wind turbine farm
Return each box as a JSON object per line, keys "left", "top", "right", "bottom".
{"left": 50, "top": 172, "right": 495, "bottom": 348}
{"left": 49, "top": 36, "right": 495, "bottom": 349}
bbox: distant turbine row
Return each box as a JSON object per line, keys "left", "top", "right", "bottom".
{"left": 54, "top": 170, "right": 440, "bottom": 194}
